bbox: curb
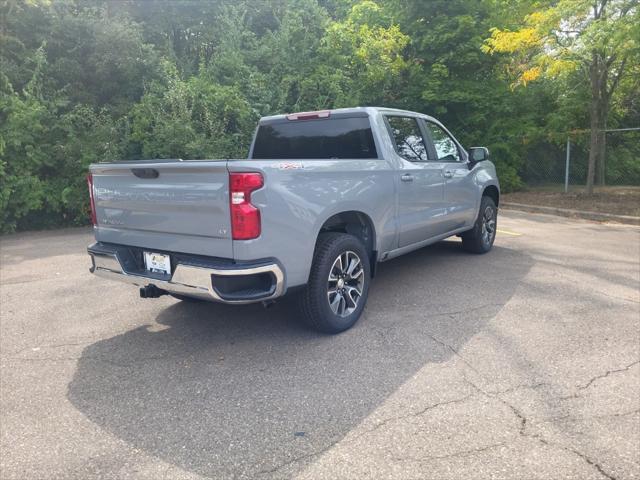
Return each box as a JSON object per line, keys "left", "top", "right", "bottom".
{"left": 502, "top": 202, "right": 640, "bottom": 226}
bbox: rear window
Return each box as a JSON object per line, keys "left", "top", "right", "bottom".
{"left": 251, "top": 117, "right": 378, "bottom": 159}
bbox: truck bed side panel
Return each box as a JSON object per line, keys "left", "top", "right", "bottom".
{"left": 229, "top": 159, "right": 397, "bottom": 287}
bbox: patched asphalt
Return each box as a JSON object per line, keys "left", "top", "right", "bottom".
{"left": 1, "top": 211, "right": 638, "bottom": 479}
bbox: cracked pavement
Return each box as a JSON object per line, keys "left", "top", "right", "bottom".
{"left": 1, "top": 211, "right": 639, "bottom": 479}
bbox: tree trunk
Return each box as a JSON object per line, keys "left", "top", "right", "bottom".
{"left": 596, "top": 121, "right": 606, "bottom": 186}
{"left": 586, "top": 55, "right": 600, "bottom": 195}
{"left": 586, "top": 52, "right": 608, "bottom": 195}
{"left": 596, "top": 68, "right": 609, "bottom": 186}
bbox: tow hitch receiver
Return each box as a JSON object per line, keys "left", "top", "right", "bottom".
{"left": 140, "top": 284, "right": 167, "bottom": 299}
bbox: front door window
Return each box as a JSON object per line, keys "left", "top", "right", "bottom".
{"left": 424, "top": 122, "right": 461, "bottom": 162}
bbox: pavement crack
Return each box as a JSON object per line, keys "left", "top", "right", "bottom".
{"left": 566, "top": 447, "right": 618, "bottom": 480}
{"left": 255, "top": 394, "right": 478, "bottom": 476}
{"left": 488, "top": 382, "right": 549, "bottom": 396}
{"left": 465, "top": 367, "right": 632, "bottom": 480}
{"left": 529, "top": 435, "right": 617, "bottom": 480}
{"left": 507, "top": 403, "right": 527, "bottom": 435}
{"left": 423, "top": 331, "right": 483, "bottom": 376}
{"left": 255, "top": 438, "right": 340, "bottom": 477}
{"left": 463, "top": 374, "right": 528, "bottom": 435}
{"left": 362, "top": 394, "right": 475, "bottom": 436}
{"left": 577, "top": 360, "right": 640, "bottom": 392}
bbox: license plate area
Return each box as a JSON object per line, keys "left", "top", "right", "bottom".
{"left": 143, "top": 252, "right": 171, "bottom": 275}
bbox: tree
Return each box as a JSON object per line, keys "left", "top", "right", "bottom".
{"left": 386, "top": 0, "right": 555, "bottom": 191}
{"left": 300, "top": 0, "right": 410, "bottom": 109}
{"left": 483, "top": 0, "right": 639, "bottom": 194}
{"left": 130, "top": 64, "right": 257, "bottom": 159}
{"left": 3, "top": 0, "right": 636, "bottom": 232}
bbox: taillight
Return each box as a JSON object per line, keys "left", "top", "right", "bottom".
{"left": 229, "top": 172, "right": 263, "bottom": 240}
{"left": 86, "top": 173, "right": 97, "bottom": 226}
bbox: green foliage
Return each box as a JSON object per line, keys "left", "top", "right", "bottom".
{"left": 483, "top": 0, "right": 639, "bottom": 87}
{"left": 1, "top": 0, "right": 637, "bottom": 232}
{"left": 0, "top": 1, "right": 164, "bottom": 232}
{"left": 0, "top": 68, "right": 127, "bottom": 231}
{"left": 130, "top": 66, "right": 257, "bottom": 159}
{"left": 313, "top": 1, "right": 411, "bottom": 107}
{"left": 1, "top": 52, "right": 50, "bottom": 232}
{"left": 606, "top": 133, "right": 640, "bottom": 185}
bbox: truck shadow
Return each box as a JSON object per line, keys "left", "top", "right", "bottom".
{"left": 67, "top": 240, "right": 533, "bottom": 478}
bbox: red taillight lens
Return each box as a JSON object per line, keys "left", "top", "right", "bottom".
{"left": 229, "top": 172, "right": 263, "bottom": 240}
{"left": 87, "top": 173, "right": 97, "bottom": 226}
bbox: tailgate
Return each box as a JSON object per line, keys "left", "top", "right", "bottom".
{"left": 90, "top": 160, "right": 233, "bottom": 258}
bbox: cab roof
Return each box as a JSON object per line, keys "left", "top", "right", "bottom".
{"left": 259, "top": 107, "right": 437, "bottom": 124}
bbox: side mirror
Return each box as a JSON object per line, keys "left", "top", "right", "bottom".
{"left": 468, "top": 147, "right": 489, "bottom": 164}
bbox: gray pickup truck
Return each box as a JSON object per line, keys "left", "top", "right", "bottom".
{"left": 87, "top": 107, "right": 499, "bottom": 333}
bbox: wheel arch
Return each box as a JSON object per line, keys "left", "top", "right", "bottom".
{"left": 316, "top": 210, "right": 378, "bottom": 276}
{"left": 482, "top": 184, "right": 500, "bottom": 207}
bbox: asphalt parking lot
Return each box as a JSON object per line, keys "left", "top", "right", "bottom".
{"left": 1, "top": 210, "right": 638, "bottom": 480}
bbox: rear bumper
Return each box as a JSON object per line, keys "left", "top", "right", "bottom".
{"left": 87, "top": 242, "right": 285, "bottom": 304}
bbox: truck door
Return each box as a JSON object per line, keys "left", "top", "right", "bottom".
{"left": 384, "top": 115, "right": 448, "bottom": 248}
{"left": 423, "top": 120, "right": 477, "bottom": 231}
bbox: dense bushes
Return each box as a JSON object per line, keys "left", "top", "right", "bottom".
{"left": 130, "top": 70, "right": 258, "bottom": 159}
{"left": 1, "top": 0, "right": 637, "bottom": 233}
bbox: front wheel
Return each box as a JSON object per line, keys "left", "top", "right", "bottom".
{"left": 461, "top": 196, "right": 498, "bottom": 254}
{"left": 299, "top": 233, "right": 371, "bottom": 334}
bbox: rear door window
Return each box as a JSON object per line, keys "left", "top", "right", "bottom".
{"left": 251, "top": 117, "right": 378, "bottom": 159}
{"left": 385, "top": 116, "right": 428, "bottom": 162}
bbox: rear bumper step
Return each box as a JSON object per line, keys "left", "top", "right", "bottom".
{"left": 87, "top": 243, "right": 285, "bottom": 304}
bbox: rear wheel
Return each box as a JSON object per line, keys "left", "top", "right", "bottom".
{"left": 299, "top": 233, "right": 371, "bottom": 334}
{"left": 461, "top": 196, "right": 497, "bottom": 254}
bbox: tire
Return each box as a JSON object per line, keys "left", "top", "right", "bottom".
{"left": 461, "top": 196, "right": 498, "bottom": 254}
{"left": 299, "top": 233, "right": 371, "bottom": 334}
{"left": 170, "top": 293, "right": 204, "bottom": 303}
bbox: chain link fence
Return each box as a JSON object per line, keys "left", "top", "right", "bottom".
{"left": 519, "top": 129, "right": 640, "bottom": 191}
{"left": 508, "top": 128, "right": 640, "bottom": 217}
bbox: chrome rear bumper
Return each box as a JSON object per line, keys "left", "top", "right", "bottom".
{"left": 88, "top": 244, "right": 284, "bottom": 304}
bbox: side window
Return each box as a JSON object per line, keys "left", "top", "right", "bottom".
{"left": 385, "top": 116, "right": 428, "bottom": 162}
{"left": 425, "top": 122, "right": 462, "bottom": 162}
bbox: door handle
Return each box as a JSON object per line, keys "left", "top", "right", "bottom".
{"left": 443, "top": 170, "right": 453, "bottom": 178}
{"left": 401, "top": 174, "right": 414, "bottom": 182}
